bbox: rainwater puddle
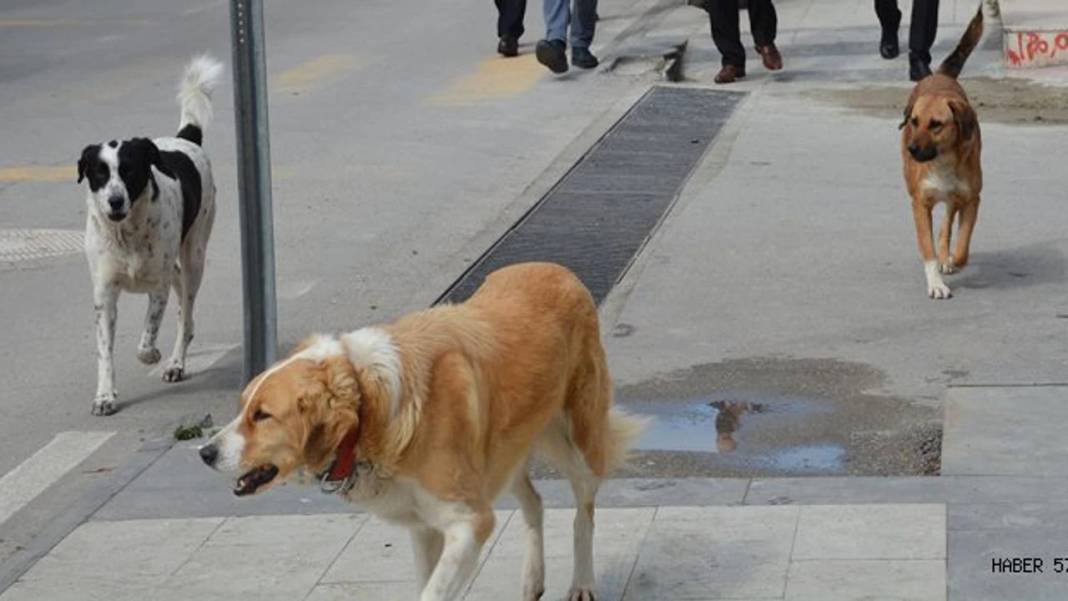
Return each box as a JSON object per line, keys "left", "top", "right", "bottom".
{"left": 624, "top": 393, "right": 847, "bottom": 474}
{"left": 614, "top": 357, "right": 942, "bottom": 477}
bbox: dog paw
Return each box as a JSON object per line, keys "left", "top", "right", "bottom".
{"left": 939, "top": 261, "right": 958, "bottom": 275}
{"left": 568, "top": 587, "right": 596, "bottom": 601}
{"left": 524, "top": 586, "right": 545, "bottom": 601}
{"left": 137, "top": 346, "right": 162, "bottom": 365}
{"left": 927, "top": 282, "right": 953, "bottom": 299}
{"left": 162, "top": 365, "right": 185, "bottom": 383}
{"left": 91, "top": 394, "right": 118, "bottom": 416}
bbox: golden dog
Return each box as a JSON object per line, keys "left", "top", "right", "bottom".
{"left": 900, "top": 6, "right": 984, "bottom": 299}
{"left": 199, "top": 262, "right": 645, "bottom": 601}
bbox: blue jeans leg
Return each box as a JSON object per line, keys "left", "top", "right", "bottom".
{"left": 543, "top": 0, "right": 570, "bottom": 42}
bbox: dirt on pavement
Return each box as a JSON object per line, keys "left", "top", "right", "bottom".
{"left": 803, "top": 76, "right": 1068, "bottom": 125}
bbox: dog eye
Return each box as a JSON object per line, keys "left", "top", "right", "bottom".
{"left": 252, "top": 409, "right": 272, "bottom": 422}
{"left": 910, "top": 117, "right": 919, "bottom": 127}
{"left": 95, "top": 164, "right": 108, "bottom": 177}
{"left": 929, "top": 120, "right": 943, "bottom": 130}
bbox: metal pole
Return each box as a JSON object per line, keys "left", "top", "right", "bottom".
{"left": 230, "top": 0, "right": 277, "bottom": 382}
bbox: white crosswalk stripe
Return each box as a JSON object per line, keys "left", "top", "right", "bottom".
{"left": 0, "top": 431, "right": 115, "bottom": 526}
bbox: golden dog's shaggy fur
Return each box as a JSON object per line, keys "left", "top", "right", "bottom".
{"left": 900, "top": 6, "right": 984, "bottom": 299}
{"left": 203, "top": 262, "right": 645, "bottom": 601}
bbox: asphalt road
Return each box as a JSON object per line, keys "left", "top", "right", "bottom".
{"left": 0, "top": 0, "right": 658, "bottom": 476}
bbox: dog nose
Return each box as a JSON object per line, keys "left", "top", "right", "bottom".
{"left": 907, "top": 143, "right": 920, "bottom": 156}
{"left": 199, "top": 444, "right": 219, "bottom": 467}
{"left": 108, "top": 195, "right": 124, "bottom": 211}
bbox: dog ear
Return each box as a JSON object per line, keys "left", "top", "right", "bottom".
{"left": 299, "top": 357, "right": 360, "bottom": 471}
{"left": 131, "top": 138, "right": 173, "bottom": 178}
{"left": 949, "top": 99, "right": 977, "bottom": 141}
{"left": 77, "top": 144, "right": 100, "bottom": 183}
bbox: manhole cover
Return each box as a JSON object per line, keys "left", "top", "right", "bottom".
{"left": 0, "top": 229, "right": 83, "bottom": 263}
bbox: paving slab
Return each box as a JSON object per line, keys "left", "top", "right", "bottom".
{"left": 467, "top": 508, "right": 653, "bottom": 601}
{"left": 746, "top": 475, "right": 1068, "bottom": 506}
{"left": 1, "top": 504, "right": 955, "bottom": 600}
{"left": 947, "top": 502, "right": 1068, "bottom": 601}
{"left": 13, "top": 518, "right": 222, "bottom": 588}
{"left": 942, "top": 386, "right": 1068, "bottom": 477}
{"left": 947, "top": 502, "right": 1068, "bottom": 532}
{"left": 949, "top": 529, "right": 1068, "bottom": 601}
{"left": 307, "top": 581, "right": 417, "bottom": 601}
{"left": 793, "top": 504, "right": 945, "bottom": 561}
{"left": 786, "top": 559, "right": 946, "bottom": 601}
{"left": 323, "top": 511, "right": 512, "bottom": 586}
{"left": 625, "top": 506, "right": 799, "bottom": 600}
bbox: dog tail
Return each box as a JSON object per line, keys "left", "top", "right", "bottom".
{"left": 177, "top": 54, "right": 224, "bottom": 146}
{"left": 937, "top": 5, "right": 984, "bottom": 78}
{"left": 602, "top": 408, "right": 650, "bottom": 473}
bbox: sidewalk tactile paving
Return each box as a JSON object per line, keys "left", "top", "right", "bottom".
{"left": 0, "top": 229, "right": 82, "bottom": 263}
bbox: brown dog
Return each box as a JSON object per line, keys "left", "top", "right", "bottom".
{"left": 901, "top": 7, "right": 984, "bottom": 299}
{"left": 199, "top": 262, "right": 645, "bottom": 601}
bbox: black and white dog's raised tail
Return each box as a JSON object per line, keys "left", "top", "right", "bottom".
{"left": 78, "top": 55, "right": 223, "bottom": 416}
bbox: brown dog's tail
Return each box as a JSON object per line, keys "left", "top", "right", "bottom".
{"left": 937, "top": 5, "right": 984, "bottom": 78}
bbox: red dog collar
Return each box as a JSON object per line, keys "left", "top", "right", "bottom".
{"left": 320, "top": 424, "right": 360, "bottom": 493}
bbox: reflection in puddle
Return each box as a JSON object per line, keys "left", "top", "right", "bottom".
{"left": 712, "top": 400, "right": 761, "bottom": 454}
{"left": 625, "top": 395, "right": 847, "bottom": 475}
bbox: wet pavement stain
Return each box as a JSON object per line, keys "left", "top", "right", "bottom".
{"left": 612, "top": 357, "right": 942, "bottom": 478}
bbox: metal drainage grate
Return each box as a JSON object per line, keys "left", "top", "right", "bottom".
{"left": 0, "top": 229, "right": 84, "bottom": 263}
{"left": 437, "top": 86, "right": 744, "bottom": 305}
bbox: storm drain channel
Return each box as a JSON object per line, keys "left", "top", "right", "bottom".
{"left": 437, "top": 86, "right": 744, "bottom": 305}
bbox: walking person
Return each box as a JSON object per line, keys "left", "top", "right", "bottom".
{"left": 495, "top": 0, "right": 527, "bottom": 57}
{"left": 703, "top": 0, "right": 783, "bottom": 84}
{"left": 535, "top": 0, "right": 599, "bottom": 73}
{"left": 874, "top": 0, "right": 941, "bottom": 81}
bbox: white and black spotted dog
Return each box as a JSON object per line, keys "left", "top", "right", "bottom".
{"left": 77, "top": 55, "right": 223, "bottom": 416}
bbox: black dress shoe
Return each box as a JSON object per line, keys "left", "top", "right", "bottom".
{"left": 571, "top": 47, "right": 599, "bottom": 69}
{"left": 879, "top": 28, "right": 899, "bottom": 59}
{"left": 498, "top": 36, "right": 519, "bottom": 57}
{"left": 909, "top": 56, "right": 932, "bottom": 81}
{"left": 535, "top": 39, "right": 568, "bottom": 73}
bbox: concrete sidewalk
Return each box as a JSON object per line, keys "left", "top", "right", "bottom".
{"left": 8, "top": 382, "right": 1068, "bottom": 600}
{"left": 0, "top": 503, "right": 946, "bottom": 601}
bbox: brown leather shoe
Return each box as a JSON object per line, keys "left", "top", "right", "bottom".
{"left": 757, "top": 43, "right": 783, "bottom": 71}
{"left": 714, "top": 64, "right": 745, "bottom": 84}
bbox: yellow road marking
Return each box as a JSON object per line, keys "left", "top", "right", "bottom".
{"left": 0, "top": 18, "right": 154, "bottom": 28}
{"left": 429, "top": 54, "right": 544, "bottom": 106}
{"left": 274, "top": 55, "right": 361, "bottom": 93}
{"left": 0, "top": 166, "right": 74, "bottom": 183}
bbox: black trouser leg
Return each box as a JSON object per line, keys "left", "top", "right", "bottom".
{"left": 746, "top": 0, "right": 778, "bottom": 47}
{"left": 908, "top": 0, "right": 939, "bottom": 64}
{"left": 874, "top": 0, "right": 901, "bottom": 31}
{"left": 707, "top": 0, "right": 744, "bottom": 67}
{"left": 495, "top": 0, "right": 526, "bottom": 38}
